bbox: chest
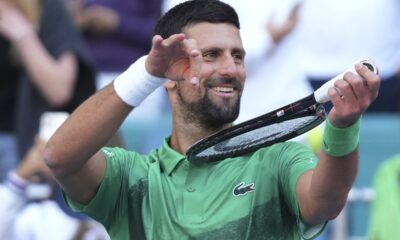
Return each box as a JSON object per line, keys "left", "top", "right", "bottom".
{"left": 124, "top": 157, "right": 299, "bottom": 239}
{"left": 150, "top": 160, "right": 280, "bottom": 224}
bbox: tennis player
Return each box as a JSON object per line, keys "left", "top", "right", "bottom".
{"left": 44, "top": 0, "right": 380, "bottom": 239}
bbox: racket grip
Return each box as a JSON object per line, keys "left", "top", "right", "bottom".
{"left": 314, "top": 59, "right": 378, "bottom": 103}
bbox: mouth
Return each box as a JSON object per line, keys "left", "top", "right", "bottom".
{"left": 210, "top": 85, "right": 237, "bottom": 98}
{"left": 206, "top": 78, "right": 242, "bottom": 98}
{"left": 213, "top": 86, "right": 235, "bottom": 93}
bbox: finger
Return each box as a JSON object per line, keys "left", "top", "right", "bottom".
{"left": 161, "top": 33, "right": 185, "bottom": 47}
{"left": 182, "top": 38, "right": 202, "bottom": 85}
{"left": 328, "top": 86, "right": 344, "bottom": 109}
{"left": 341, "top": 72, "right": 363, "bottom": 99}
{"left": 151, "top": 35, "right": 164, "bottom": 50}
{"left": 354, "top": 63, "right": 380, "bottom": 99}
{"left": 189, "top": 50, "right": 202, "bottom": 85}
{"left": 334, "top": 78, "right": 358, "bottom": 104}
{"left": 342, "top": 71, "right": 370, "bottom": 107}
{"left": 328, "top": 82, "right": 361, "bottom": 127}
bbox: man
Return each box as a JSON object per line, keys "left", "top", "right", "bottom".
{"left": 44, "top": 0, "right": 380, "bottom": 239}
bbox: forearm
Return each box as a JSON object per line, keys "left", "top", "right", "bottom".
{"left": 13, "top": 33, "right": 77, "bottom": 107}
{"left": 299, "top": 119, "right": 360, "bottom": 224}
{"left": 45, "top": 84, "right": 132, "bottom": 177}
{"left": 45, "top": 54, "right": 165, "bottom": 203}
{"left": 306, "top": 150, "right": 358, "bottom": 223}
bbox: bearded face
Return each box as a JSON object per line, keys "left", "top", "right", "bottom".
{"left": 176, "top": 76, "right": 243, "bottom": 130}
{"left": 170, "top": 22, "right": 246, "bottom": 130}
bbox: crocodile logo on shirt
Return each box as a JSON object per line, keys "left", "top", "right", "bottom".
{"left": 233, "top": 182, "right": 255, "bottom": 197}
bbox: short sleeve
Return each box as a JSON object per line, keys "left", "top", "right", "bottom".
{"left": 64, "top": 147, "right": 149, "bottom": 229}
{"left": 275, "top": 141, "right": 326, "bottom": 239}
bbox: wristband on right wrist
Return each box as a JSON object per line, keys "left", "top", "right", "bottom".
{"left": 113, "top": 55, "right": 165, "bottom": 107}
{"left": 322, "top": 118, "right": 361, "bottom": 157}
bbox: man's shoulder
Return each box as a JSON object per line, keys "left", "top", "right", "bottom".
{"left": 101, "top": 147, "right": 156, "bottom": 169}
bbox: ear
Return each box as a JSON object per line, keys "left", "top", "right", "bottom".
{"left": 164, "top": 79, "right": 176, "bottom": 89}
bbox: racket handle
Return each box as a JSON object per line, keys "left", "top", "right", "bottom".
{"left": 314, "top": 59, "right": 378, "bottom": 103}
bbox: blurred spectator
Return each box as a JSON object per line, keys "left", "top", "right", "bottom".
{"left": 0, "top": 136, "right": 109, "bottom": 240}
{"left": 68, "top": 0, "right": 168, "bottom": 121}
{"left": 368, "top": 154, "right": 400, "bottom": 240}
{"left": 0, "top": 0, "right": 96, "bottom": 160}
{"left": 226, "top": 0, "right": 313, "bottom": 123}
{"left": 296, "top": 0, "right": 400, "bottom": 112}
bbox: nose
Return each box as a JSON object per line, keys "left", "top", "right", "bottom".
{"left": 218, "top": 55, "right": 238, "bottom": 77}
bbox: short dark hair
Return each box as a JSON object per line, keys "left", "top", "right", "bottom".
{"left": 154, "top": 0, "right": 240, "bottom": 38}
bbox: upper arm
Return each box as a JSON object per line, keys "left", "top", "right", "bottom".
{"left": 296, "top": 169, "right": 315, "bottom": 224}
{"left": 57, "top": 151, "right": 106, "bottom": 205}
{"left": 273, "top": 142, "right": 318, "bottom": 224}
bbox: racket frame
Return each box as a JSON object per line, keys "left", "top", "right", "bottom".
{"left": 186, "top": 95, "right": 326, "bottom": 164}
{"left": 186, "top": 59, "right": 378, "bottom": 164}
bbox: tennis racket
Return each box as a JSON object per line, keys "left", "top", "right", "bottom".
{"left": 186, "top": 60, "right": 378, "bottom": 164}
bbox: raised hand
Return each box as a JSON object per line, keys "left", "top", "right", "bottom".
{"left": 267, "top": 3, "right": 301, "bottom": 44}
{"left": 145, "top": 34, "right": 202, "bottom": 85}
{"left": 328, "top": 63, "right": 380, "bottom": 127}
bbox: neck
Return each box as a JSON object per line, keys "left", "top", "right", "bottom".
{"left": 169, "top": 115, "right": 231, "bottom": 156}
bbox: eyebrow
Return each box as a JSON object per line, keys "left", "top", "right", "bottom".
{"left": 201, "top": 47, "right": 246, "bottom": 56}
{"left": 233, "top": 48, "right": 246, "bottom": 57}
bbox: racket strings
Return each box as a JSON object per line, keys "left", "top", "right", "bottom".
{"left": 197, "top": 115, "right": 321, "bottom": 158}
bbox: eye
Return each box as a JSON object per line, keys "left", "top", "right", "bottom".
{"left": 232, "top": 53, "right": 244, "bottom": 63}
{"left": 203, "top": 50, "right": 219, "bottom": 61}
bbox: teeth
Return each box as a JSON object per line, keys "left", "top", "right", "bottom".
{"left": 214, "top": 87, "right": 234, "bottom": 93}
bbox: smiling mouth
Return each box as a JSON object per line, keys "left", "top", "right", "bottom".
{"left": 213, "top": 86, "right": 235, "bottom": 93}
{"left": 205, "top": 78, "right": 242, "bottom": 96}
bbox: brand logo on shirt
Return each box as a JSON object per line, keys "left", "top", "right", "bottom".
{"left": 233, "top": 182, "right": 255, "bottom": 197}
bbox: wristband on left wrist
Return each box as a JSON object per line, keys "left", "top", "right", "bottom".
{"left": 322, "top": 118, "right": 361, "bottom": 157}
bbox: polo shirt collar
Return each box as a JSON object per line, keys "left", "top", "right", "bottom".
{"left": 158, "top": 137, "right": 186, "bottom": 175}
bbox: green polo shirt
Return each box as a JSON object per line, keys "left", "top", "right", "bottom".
{"left": 65, "top": 139, "right": 325, "bottom": 239}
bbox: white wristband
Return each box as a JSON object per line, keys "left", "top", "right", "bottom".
{"left": 114, "top": 55, "right": 165, "bottom": 107}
